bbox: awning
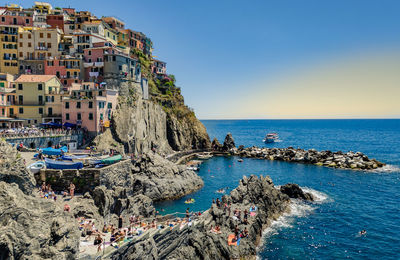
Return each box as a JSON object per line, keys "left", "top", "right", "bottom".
{"left": 63, "top": 122, "right": 77, "bottom": 128}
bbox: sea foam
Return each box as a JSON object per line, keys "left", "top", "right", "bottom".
{"left": 257, "top": 187, "right": 330, "bottom": 254}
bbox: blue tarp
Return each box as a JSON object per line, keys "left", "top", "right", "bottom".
{"left": 40, "top": 146, "right": 68, "bottom": 156}
{"left": 63, "top": 122, "right": 77, "bottom": 128}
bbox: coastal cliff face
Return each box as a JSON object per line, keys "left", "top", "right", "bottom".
{"left": 95, "top": 82, "right": 210, "bottom": 155}
{"left": 109, "top": 175, "right": 313, "bottom": 260}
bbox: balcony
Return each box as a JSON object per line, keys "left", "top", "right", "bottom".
{"left": 0, "top": 30, "right": 18, "bottom": 35}
{"left": 35, "top": 46, "right": 48, "bottom": 51}
{"left": 84, "top": 62, "right": 104, "bottom": 68}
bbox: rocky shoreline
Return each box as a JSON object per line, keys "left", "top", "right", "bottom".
{"left": 212, "top": 133, "right": 386, "bottom": 170}
{"left": 107, "top": 175, "right": 314, "bottom": 259}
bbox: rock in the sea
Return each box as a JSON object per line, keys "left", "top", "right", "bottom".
{"left": 211, "top": 137, "right": 223, "bottom": 151}
{"left": 222, "top": 133, "right": 235, "bottom": 151}
{"left": 0, "top": 140, "right": 36, "bottom": 194}
{"left": 280, "top": 183, "right": 314, "bottom": 201}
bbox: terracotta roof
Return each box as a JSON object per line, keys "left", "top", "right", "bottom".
{"left": 14, "top": 75, "right": 56, "bottom": 83}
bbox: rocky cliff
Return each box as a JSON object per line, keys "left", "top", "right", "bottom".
{"left": 95, "top": 82, "right": 210, "bottom": 155}
{"left": 109, "top": 175, "right": 314, "bottom": 260}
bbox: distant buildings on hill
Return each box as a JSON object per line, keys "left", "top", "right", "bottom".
{"left": 0, "top": 2, "right": 168, "bottom": 134}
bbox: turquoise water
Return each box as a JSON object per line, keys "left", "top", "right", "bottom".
{"left": 155, "top": 119, "right": 400, "bottom": 259}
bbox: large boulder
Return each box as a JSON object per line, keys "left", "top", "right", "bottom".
{"left": 280, "top": 183, "right": 314, "bottom": 201}
{"left": 0, "top": 141, "right": 36, "bottom": 194}
{"left": 131, "top": 153, "right": 204, "bottom": 201}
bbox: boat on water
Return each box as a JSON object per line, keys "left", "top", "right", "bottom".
{"left": 184, "top": 198, "right": 195, "bottom": 204}
{"left": 197, "top": 153, "right": 213, "bottom": 160}
{"left": 187, "top": 166, "right": 199, "bottom": 171}
{"left": 263, "top": 133, "right": 279, "bottom": 143}
{"left": 45, "top": 158, "right": 84, "bottom": 170}
{"left": 27, "top": 161, "right": 45, "bottom": 173}
{"left": 101, "top": 154, "right": 123, "bottom": 165}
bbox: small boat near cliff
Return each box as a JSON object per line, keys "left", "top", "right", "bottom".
{"left": 45, "top": 158, "right": 84, "bottom": 170}
{"left": 27, "top": 161, "right": 45, "bottom": 173}
{"left": 101, "top": 154, "right": 123, "bottom": 165}
{"left": 263, "top": 133, "right": 279, "bottom": 143}
{"left": 197, "top": 153, "right": 213, "bottom": 160}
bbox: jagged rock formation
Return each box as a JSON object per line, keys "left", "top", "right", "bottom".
{"left": 211, "top": 137, "right": 223, "bottom": 151}
{"left": 0, "top": 141, "right": 36, "bottom": 194}
{"left": 280, "top": 183, "right": 314, "bottom": 201}
{"left": 109, "top": 175, "right": 314, "bottom": 259}
{"left": 222, "top": 133, "right": 235, "bottom": 152}
{"left": 0, "top": 182, "right": 80, "bottom": 260}
{"left": 130, "top": 153, "right": 204, "bottom": 200}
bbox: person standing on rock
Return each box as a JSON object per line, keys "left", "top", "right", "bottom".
{"left": 69, "top": 183, "right": 75, "bottom": 199}
{"left": 118, "top": 215, "right": 123, "bottom": 229}
{"left": 186, "top": 208, "right": 190, "bottom": 220}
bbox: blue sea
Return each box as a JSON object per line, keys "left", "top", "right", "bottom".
{"left": 155, "top": 119, "right": 400, "bottom": 259}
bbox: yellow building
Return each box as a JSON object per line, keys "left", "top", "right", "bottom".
{"left": 18, "top": 27, "right": 62, "bottom": 61}
{"left": 13, "top": 75, "right": 63, "bottom": 125}
{"left": 104, "top": 25, "right": 118, "bottom": 46}
{"left": 33, "top": 2, "right": 53, "bottom": 14}
{"left": 0, "top": 25, "right": 19, "bottom": 74}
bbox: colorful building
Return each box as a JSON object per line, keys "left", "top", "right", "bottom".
{"left": 152, "top": 59, "right": 167, "bottom": 77}
{"left": 62, "top": 82, "right": 118, "bottom": 134}
{"left": 0, "top": 5, "right": 33, "bottom": 26}
{"left": 103, "top": 52, "right": 140, "bottom": 83}
{"left": 0, "top": 25, "right": 19, "bottom": 74}
{"left": 44, "top": 56, "right": 83, "bottom": 88}
{"left": 18, "top": 27, "right": 62, "bottom": 60}
{"left": 13, "top": 74, "right": 63, "bottom": 125}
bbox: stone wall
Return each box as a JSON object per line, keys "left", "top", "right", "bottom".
{"left": 6, "top": 134, "right": 83, "bottom": 149}
{"left": 35, "top": 159, "right": 131, "bottom": 193}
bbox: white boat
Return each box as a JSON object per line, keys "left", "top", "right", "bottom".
{"left": 27, "top": 161, "right": 45, "bottom": 174}
{"left": 197, "top": 153, "right": 213, "bottom": 160}
{"left": 187, "top": 166, "right": 199, "bottom": 171}
{"left": 263, "top": 133, "right": 279, "bottom": 143}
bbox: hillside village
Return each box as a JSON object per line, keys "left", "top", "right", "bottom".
{"left": 0, "top": 1, "right": 169, "bottom": 136}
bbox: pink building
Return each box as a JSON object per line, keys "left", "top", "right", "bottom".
{"left": 0, "top": 8, "right": 33, "bottom": 26}
{"left": 44, "top": 57, "right": 83, "bottom": 89}
{"left": 62, "top": 82, "right": 118, "bottom": 134}
{"left": 151, "top": 59, "right": 167, "bottom": 78}
{"left": 83, "top": 42, "right": 122, "bottom": 83}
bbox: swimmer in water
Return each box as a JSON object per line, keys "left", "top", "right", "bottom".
{"left": 359, "top": 230, "right": 367, "bottom": 236}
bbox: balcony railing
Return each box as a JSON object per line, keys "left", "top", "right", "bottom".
{"left": 35, "top": 46, "right": 48, "bottom": 51}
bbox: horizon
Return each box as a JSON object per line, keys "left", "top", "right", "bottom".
{"left": 199, "top": 117, "right": 400, "bottom": 121}
{"left": 11, "top": 0, "right": 400, "bottom": 119}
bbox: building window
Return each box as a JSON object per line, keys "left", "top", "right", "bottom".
{"left": 89, "top": 101, "right": 93, "bottom": 108}
{"left": 66, "top": 113, "right": 70, "bottom": 120}
{"left": 38, "top": 95, "right": 43, "bottom": 104}
{"left": 48, "top": 107, "right": 52, "bottom": 115}
{"left": 19, "top": 107, "right": 23, "bottom": 114}
{"left": 65, "top": 102, "right": 69, "bottom": 109}
{"left": 26, "top": 19, "right": 29, "bottom": 24}
{"left": 77, "top": 113, "right": 81, "bottom": 120}
{"left": 107, "top": 102, "right": 112, "bottom": 109}
{"left": 88, "top": 50, "right": 91, "bottom": 55}
{"left": 28, "top": 34, "right": 31, "bottom": 39}
{"left": 39, "top": 107, "right": 43, "bottom": 114}
{"left": 99, "top": 91, "right": 102, "bottom": 96}
{"left": 47, "top": 33, "right": 51, "bottom": 38}
{"left": 47, "top": 42, "right": 51, "bottom": 49}
{"left": 89, "top": 113, "right": 93, "bottom": 120}
{"left": 1, "top": 17, "right": 4, "bottom": 22}
{"left": 28, "top": 42, "right": 31, "bottom": 47}
{"left": 18, "top": 95, "right": 23, "bottom": 104}
{"left": 19, "top": 42, "right": 22, "bottom": 47}
{"left": 76, "top": 102, "right": 81, "bottom": 108}
{"left": 19, "top": 52, "right": 23, "bottom": 58}
{"left": 51, "top": 96, "right": 54, "bottom": 102}
{"left": 40, "top": 33, "right": 43, "bottom": 38}
{"left": 38, "top": 84, "right": 43, "bottom": 90}
{"left": 18, "top": 84, "right": 23, "bottom": 90}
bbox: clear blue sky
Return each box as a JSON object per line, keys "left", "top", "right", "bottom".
{"left": 15, "top": 0, "right": 400, "bottom": 118}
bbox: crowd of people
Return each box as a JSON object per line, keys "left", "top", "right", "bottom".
{"left": 211, "top": 197, "right": 255, "bottom": 245}
{"left": 0, "top": 127, "right": 83, "bottom": 139}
